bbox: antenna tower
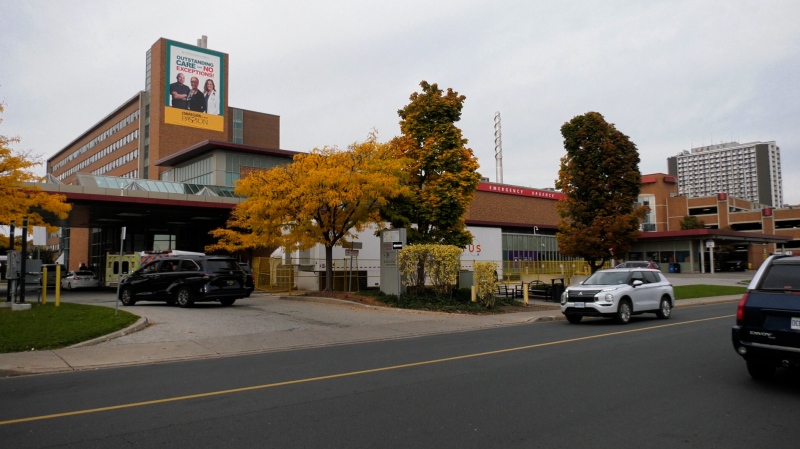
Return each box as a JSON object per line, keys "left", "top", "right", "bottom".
{"left": 494, "top": 112, "right": 503, "bottom": 184}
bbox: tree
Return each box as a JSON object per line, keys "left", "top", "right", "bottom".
{"left": 555, "top": 112, "right": 647, "bottom": 273}
{"left": 383, "top": 81, "right": 481, "bottom": 289}
{"left": 209, "top": 132, "right": 407, "bottom": 291}
{"left": 679, "top": 215, "right": 706, "bottom": 230}
{"left": 0, "top": 103, "right": 71, "bottom": 235}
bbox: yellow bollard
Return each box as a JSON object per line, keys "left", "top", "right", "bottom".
{"left": 42, "top": 267, "right": 47, "bottom": 304}
{"left": 523, "top": 282, "right": 529, "bottom": 307}
{"left": 471, "top": 285, "right": 477, "bottom": 303}
{"left": 55, "top": 265, "right": 61, "bottom": 307}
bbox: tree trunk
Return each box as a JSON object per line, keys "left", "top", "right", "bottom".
{"left": 324, "top": 245, "right": 334, "bottom": 291}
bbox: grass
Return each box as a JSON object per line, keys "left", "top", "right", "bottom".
{"left": 673, "top": 284, "right": 746, "bottom": 300}
{"left": 0, "top": 302, "right": 139, "bottom": 353}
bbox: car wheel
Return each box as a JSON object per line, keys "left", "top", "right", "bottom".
{"left": 615, "top": 300, "right": 632, "bottom": 324}
{"left": 565, "top": 314, "right": 582, "bottom": 324}
{"left": 120, "top": 288, "right": 136, "bottom": 306}
{"left": 176, "top": 288, "right": 194, "bottom": 308}
{"left": 746, "top": 360, "right": 776, "bottom": 381}
{"left": 220, "top": 298, "right": 236, "bottom": 306}
{"left": 656, "top": 297, "right": 672, "bottom": 319}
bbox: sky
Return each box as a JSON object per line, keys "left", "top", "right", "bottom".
{"left": 2, "top": 0, "right": 799, "bottom": 203}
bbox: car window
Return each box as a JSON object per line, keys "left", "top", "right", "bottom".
{"left": 180, "top": 259, "right": 201, "bottom": 271}
{"left": 585, "top": 271, "right": 629, "bottom": 285}
{"left": 142, "top": 261, "right": 161, "bottom": 274}
{"left": 643, "top": 271, "right": 659, "bottom": 283}
{"left": 630, "top": 271, "right": 646, "bottom": 283}
{"left": 205, "top": 259, "right": 241, "bottom": 273}
{"left": 760, "top": 264, "right": 800, "bottom": 290}
{"left": 76, "top": 271, "right": 95, "bottom": 276}
{"left": 160, "top": 260, "right": 180, "bottom": 272}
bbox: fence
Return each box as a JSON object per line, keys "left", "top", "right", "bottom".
{"left": 251, "top": 256, "right": 611, "bottom": 292}
{"left": 251, "top": 257, "right": 380, "bottom": 293}
{"left": 501, "top": 259, "right": 611, "bottom": 284}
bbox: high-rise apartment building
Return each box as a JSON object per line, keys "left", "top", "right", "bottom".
{"left": 667, "top": 141, "right": 783, "bottom": 207}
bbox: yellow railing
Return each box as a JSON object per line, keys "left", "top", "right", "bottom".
{"left": 251, "top": 257, "right": 379, "bottom": 293}
{"left": 251, "top": 257, "right": 610, "bottom": 292}
{"left": 501, "top": 260, "right": 610, "bottom": 285}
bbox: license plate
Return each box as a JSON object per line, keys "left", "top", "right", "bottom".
{"left": 226, "top": 280, "right": 235, "bottom": 286}
{"left": 574, "top": 302, "right": 585, "bottom": 308}
{"left": 792, "top": 317, "right": 800, "bottom": 330}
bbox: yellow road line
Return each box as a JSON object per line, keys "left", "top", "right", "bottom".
{"left": 0, "top": 314, "right": 733, "bottom": 426}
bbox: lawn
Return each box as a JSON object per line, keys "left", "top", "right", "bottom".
{"left": 673, "top": 284, "right": 746, "bottom": 300}
{"left": 0, "top": 302, "right": 139, "bottom": 353}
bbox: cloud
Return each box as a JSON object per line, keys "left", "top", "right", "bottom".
{"left": 2, "top": 0, "right": 798, "bottom": 203}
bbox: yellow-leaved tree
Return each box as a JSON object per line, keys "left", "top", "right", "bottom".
{"left": 1, "top": 103, "right": 71, "bottom": 239}
{"left": 208, "top": 132, "right": 408, "bottom": 291}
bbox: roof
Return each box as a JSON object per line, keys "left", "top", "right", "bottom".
{"left": 638, "top": 229, "right": 792, "bottom": 244}
{"left": 154, "top": 140, "right": 300, "bottom": 167}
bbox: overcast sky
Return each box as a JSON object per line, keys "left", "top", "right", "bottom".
{"left": 2, "top": 0, "right": 799, "bottom": 203}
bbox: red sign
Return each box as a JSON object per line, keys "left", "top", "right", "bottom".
{"left": 478, "top": 182, "right": 565, "bottom": 200}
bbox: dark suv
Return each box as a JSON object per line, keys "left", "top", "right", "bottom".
{"left": 119, "top": 256, "right": 253, "bottom": 308}
{"left": 732, "top": 254, "right": 800, "bottom": 380}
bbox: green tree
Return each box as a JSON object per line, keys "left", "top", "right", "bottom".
{"left": 679, "top": 215, "right": 706, "bottom": 230}
{"left": 209, "top": 133, "right": 407, "bottom": 291}
{"left": 555, "top": 112, "right": 647, "bottom": 273}
{"left": 383, "top": 81, "right": 481, "bottom": 289}
{"left": 1, "top": 103, "right": 72, "bottom": 235}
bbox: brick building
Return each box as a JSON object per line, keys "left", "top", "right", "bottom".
{"left": 45, "top": 37, "right": 285, "bottom": 270}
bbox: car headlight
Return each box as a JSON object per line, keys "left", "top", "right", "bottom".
{"left": 604, "top": 293, "right": 614, "bottom": 301}
{"left": 560, "top": 291, "right": 568, "bottom": 305}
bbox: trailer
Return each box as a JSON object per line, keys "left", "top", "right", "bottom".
{"left": 105, "top": 250, "right": 205, "bottom": 287}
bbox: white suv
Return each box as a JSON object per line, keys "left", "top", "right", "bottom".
{"left": 561, "top": 268, "right": 674, "bottom": 324}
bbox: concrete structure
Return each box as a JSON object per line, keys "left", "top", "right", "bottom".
{"left": 667, "top": 141, "right": 783, "bottom": 207}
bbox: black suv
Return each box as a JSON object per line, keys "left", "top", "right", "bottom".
{"left": 119, "top": 256, "right": 253, "bottom": 308}
{"left": 732, "top": 254, "right": 800, "bottom": 380}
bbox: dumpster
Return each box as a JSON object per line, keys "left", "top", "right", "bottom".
{"left": 673, "top": 263, "right": 681, "bottom": 273}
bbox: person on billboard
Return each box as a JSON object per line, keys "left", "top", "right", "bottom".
{"left": 186, "top": 76, "right": 206, "bottom": 113}
{"left": 169, "top": 73, "right": 190, "bottom": 109}
{"left": 204, "top": 79, "right": 219, "bottom": 115}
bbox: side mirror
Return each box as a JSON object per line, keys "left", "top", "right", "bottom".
{"left": 632, "top": 280, "right": 643, "bottom": 287}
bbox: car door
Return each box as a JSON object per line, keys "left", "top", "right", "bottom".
{"left": 127, "top": 260, "right": 163, "bottom": 298}
{"left": 629, "top": 270, "right": 658, "bottom": 310}
{"left": 151, "top": 259, "right": 183, "bottom": 299}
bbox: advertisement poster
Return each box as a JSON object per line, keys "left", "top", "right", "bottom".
{"left": 164, "top": 40, "right": 225, "bottom": 132}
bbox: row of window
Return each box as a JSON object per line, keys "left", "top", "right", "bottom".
{"left": 174, "top": 156, "right": 212, "bottom": 183}
{"left": 90, "top": 149, "right": 139, "bottom": 177}
{"left": 56, "top": 130, "right": 140, "bottom": 181}
{"left": 51, "top": 110, "right": 140, "bottom": 172}
{"left": 121, "top": 169, "right": 139, "bottom": 179}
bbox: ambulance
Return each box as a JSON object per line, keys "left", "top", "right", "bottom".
{"left": 105, "top": 250, "right": 205, "bottom": 287}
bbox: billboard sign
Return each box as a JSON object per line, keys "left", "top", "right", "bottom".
{"left": 164, "top": 40, "right": 225, "bottom": 132}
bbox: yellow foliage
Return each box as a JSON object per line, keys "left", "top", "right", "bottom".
{"left": 473, "top": 261, "right": 498, "bottom": 308}
{"left": 397, "top": 244, "right": 462, "bottom": 294}
{"left": 209, "top": 131, "right": 409, "bottom": 256}
{"left": 0, "top": 103, "right": 71, "bottom": 233}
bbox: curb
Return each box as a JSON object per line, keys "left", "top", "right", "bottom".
{"left": 67, "top": 316, "right": 151, "bottom": 348}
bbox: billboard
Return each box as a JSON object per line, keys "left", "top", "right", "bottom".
{"left": 164, "top": 40, "right": 225, "bottom": 132}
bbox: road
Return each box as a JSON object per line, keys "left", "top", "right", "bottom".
{"left": 1, "top": 301, "right": 797, "bottom": 448}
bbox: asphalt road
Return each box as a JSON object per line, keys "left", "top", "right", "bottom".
{"left": 1, "top": 301, "right": 797, "bottom": 448}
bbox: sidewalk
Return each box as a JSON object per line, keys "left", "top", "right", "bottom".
{"left": 0, "top": 293, "right": 741, "bottom": 377}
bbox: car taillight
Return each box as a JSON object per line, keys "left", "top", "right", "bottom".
{"left": 736, "top": 293, "right": 749, "bottom": 325}
{"left": 74, "top": 276, "right": 81, "bottom": 280}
